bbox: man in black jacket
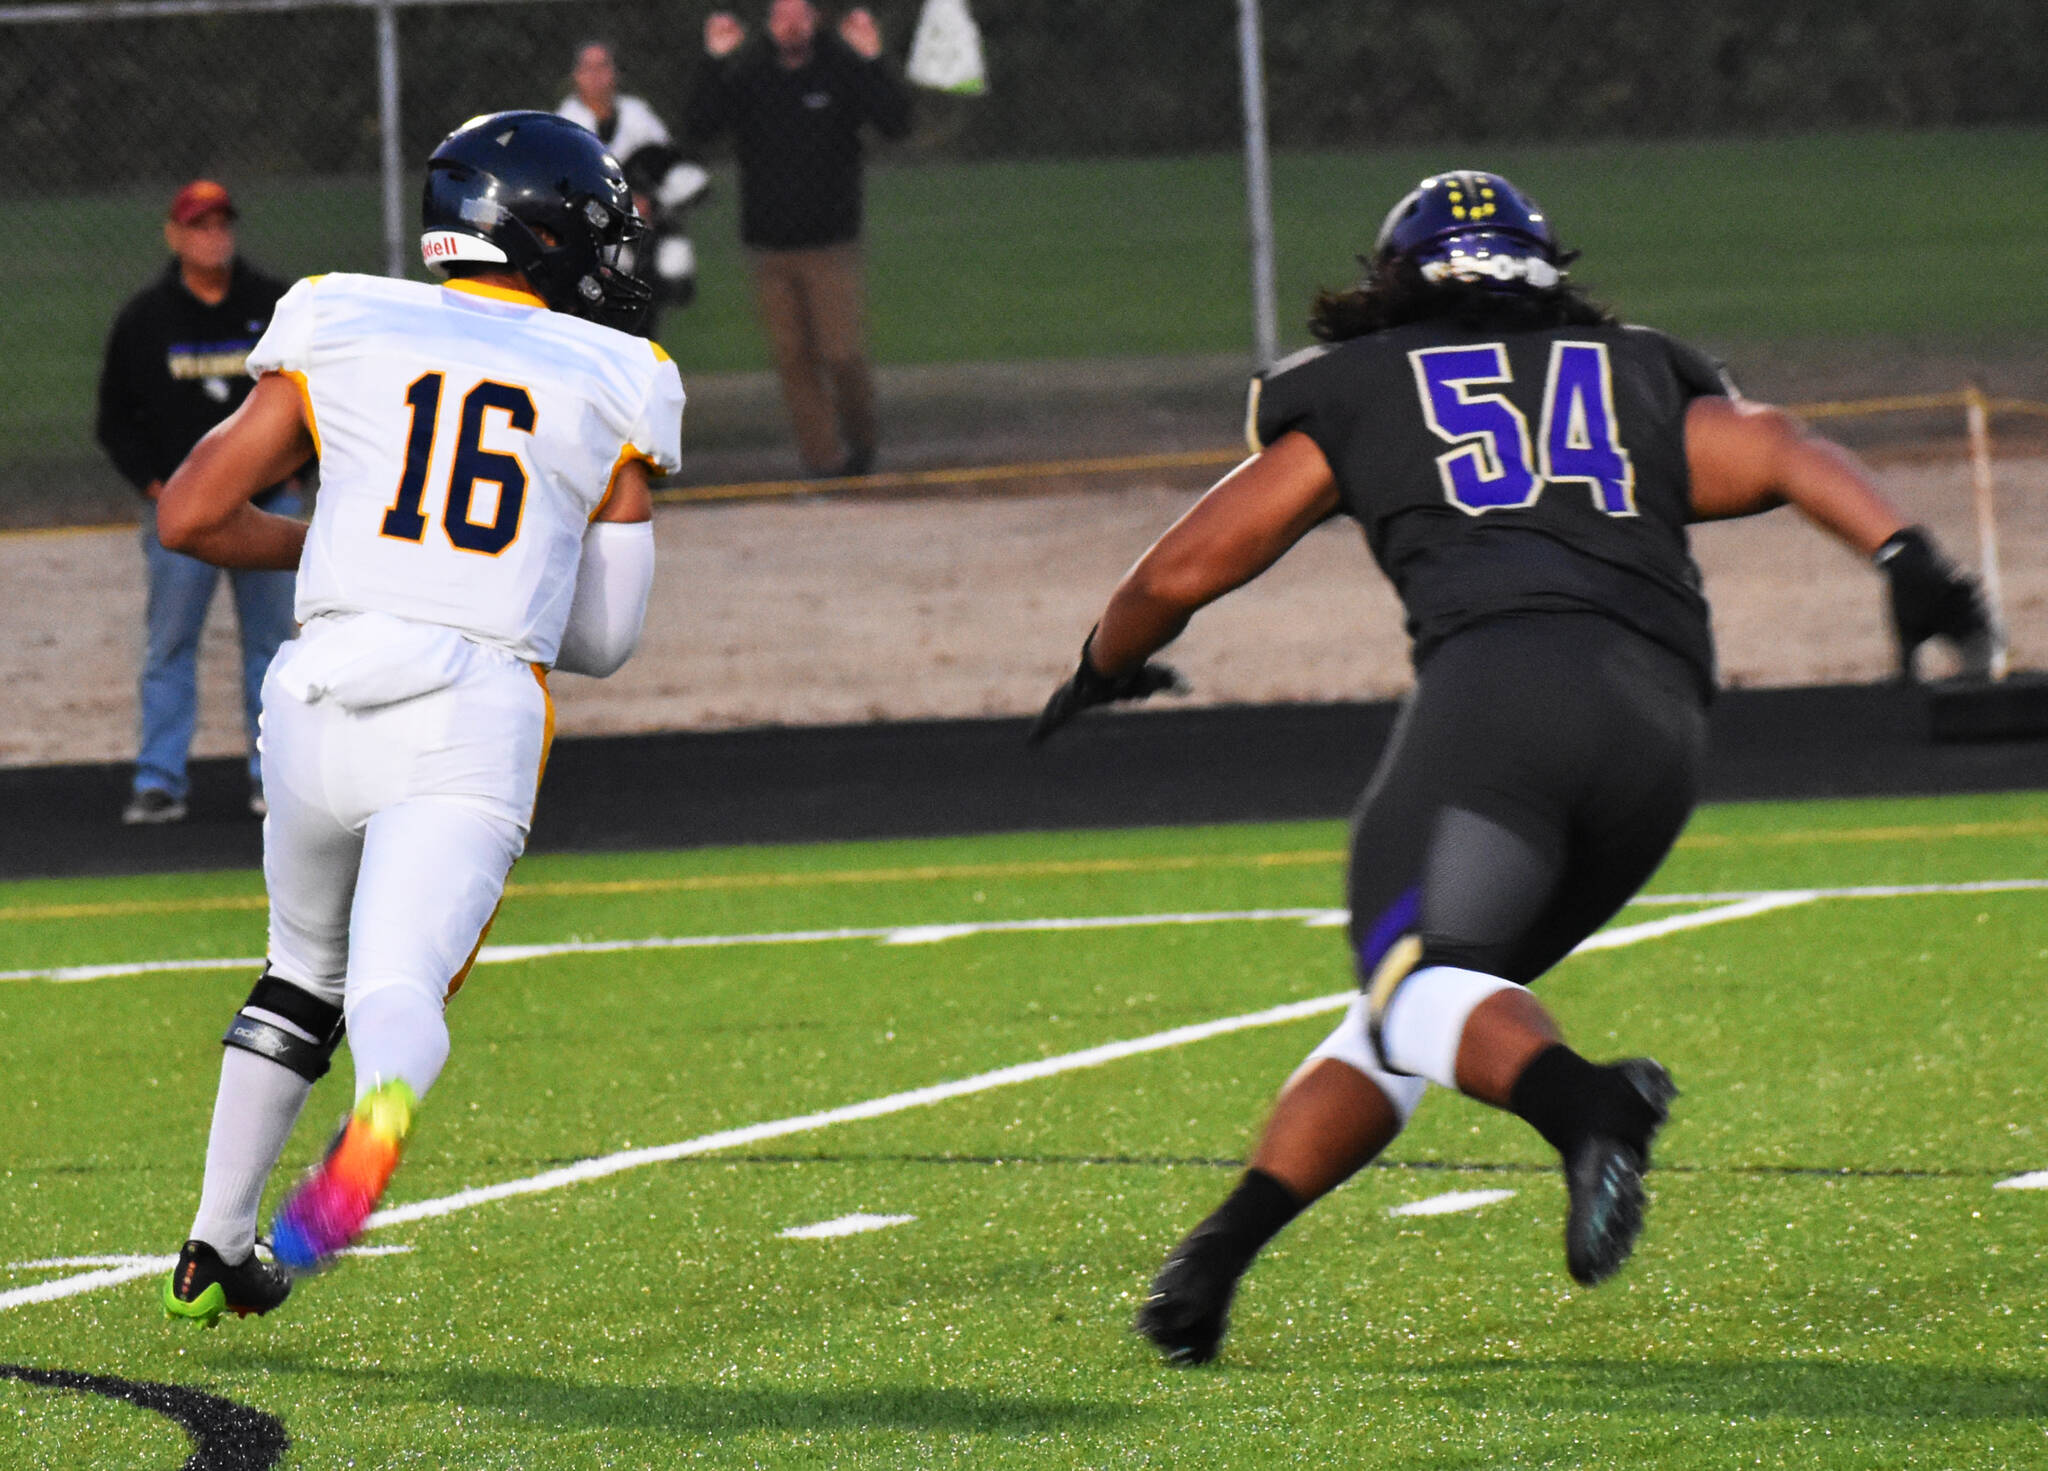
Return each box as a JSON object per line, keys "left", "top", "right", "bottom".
{"left": 687, "top": 1, "right": 911, "bottom": 477}
{"left": 96, "top": 180, "right": 298, "bottom": 824}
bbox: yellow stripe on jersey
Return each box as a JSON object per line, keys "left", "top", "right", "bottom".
{"left": 650, "top": 341, "right": 672, "bottom": 364}
{"left": 592, "top": 442, "right": 657, "bottom": 522}
{"left": 532, "top": 664, "right": 556, "bottom": 785}
{"left": 447, "top": 664, "right": 553, "bottom": 1002}
{"left": 443, "top": 279, "right": 548, "bottom": 309}
{"left": 279, "top": 369, "right": 322, "bottom": 458}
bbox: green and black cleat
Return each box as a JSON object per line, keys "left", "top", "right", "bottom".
{"left": 1134, "top": 1231, "right": 1245, "bottom": 1365}
{"left": 162, "top": 1239, "right": 292, "bottom": 1328}
{"left": 1563, "top": 1058, "right": 1679, "bottom": 1287}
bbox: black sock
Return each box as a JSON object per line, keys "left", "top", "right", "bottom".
{"left": 1184, "top": 1168, "right": 1305, "bottom": 1273}
{"left": 1508, "top": 1044, "right": 1657, "bottom": 1159}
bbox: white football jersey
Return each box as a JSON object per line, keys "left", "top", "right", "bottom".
{"left": 248, "top": 272, "right": 683, "bottom": 664}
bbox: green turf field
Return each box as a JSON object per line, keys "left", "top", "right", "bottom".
{"left": 3, "top": 790, "right": 2046, "bottom": 1467}
{"left": 10, "top": 127, "right": 2048, "bottom": 475}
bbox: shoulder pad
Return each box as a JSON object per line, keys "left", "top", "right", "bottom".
{"left": 1267, "top": 343, "right": 1333, "bottom": 380}
{"left": 1622, "top": 323, "right": 1737, "bottom": 399}
{"left": 1246, "top": 343, "right": 1335, "bottom": 453}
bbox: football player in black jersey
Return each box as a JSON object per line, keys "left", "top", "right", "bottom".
{"left": 1031, "top": 170, "right": 1994, "bottom": 1365}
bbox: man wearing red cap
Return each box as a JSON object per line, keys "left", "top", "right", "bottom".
{"left": 96, "top": 180, "right": 299, "bottom": 824}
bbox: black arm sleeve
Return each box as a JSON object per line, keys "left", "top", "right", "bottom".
{"left": 840, "top": 41, "right": 913, "bottom": 139}
{"left": 681, "top": 53, "right": 737, "bottom": 149}
{"left": 94, "top": 305, "right": 157, "bottom": 492}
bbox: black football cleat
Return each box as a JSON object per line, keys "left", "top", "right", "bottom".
{"left": 1134, "top": 1232, "right": 1246, "bottom": 1365}
{"left": 1563, "top": 1058, "right": 1678, "bottom": 1287}
{"left": 162, "top": 1239, "right": 292, "bottom": 1327}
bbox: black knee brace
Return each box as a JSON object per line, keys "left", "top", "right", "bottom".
{"left": 221, "top": 971, "right": 345, "bottom": 1083}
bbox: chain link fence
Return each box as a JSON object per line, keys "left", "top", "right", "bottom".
{"left": 5, "top": 0, "right": 1254, "bottom": 523}
{"left": 4, "top": 0, "right": 2048, "bottom": 525}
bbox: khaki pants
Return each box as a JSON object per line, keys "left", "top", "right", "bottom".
{"left": 748, "top": 244, "right": 877, "bottom": 474}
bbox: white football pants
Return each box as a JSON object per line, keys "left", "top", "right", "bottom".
{"left": 259, "top": 631, "right": 552, "bottom": 1023}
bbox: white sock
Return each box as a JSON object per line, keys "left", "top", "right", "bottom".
{"left": 345, "top": 986, "right": 450, "bottom": 1102}
{"left": 188, "top": 1047, "right": 315, "bottom": 1260}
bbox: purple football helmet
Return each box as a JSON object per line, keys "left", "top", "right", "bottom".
{"left": 1373, "top": 170, "right": 1564, "bottom": 292}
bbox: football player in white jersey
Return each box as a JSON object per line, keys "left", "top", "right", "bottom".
{"left": 158, "top": 111, "right": 683, "bottom": 1326}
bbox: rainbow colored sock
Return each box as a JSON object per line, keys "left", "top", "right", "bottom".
{"left": 269, "top": 1079, "right": 417, "bottom": 1273}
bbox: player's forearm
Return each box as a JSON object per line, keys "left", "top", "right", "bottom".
{"left": 1772, "top": 434, "right": 1908, "bottom": 558}
{"left": 159, "top": 502, "right": 306, "bottom": 570}
{"left": 1091, "top": 580, "right": 1194, "bottom": 679}
{"left": 157, "top": 373, "right": 315, "bottom": 566}
{"left": 1687, "top": 398, "right": 1907, "bottom": 553}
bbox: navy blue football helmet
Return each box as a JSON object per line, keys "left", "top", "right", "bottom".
{"left": 421, "top": 110, "right": 652, "bottom": 331}
{"left": 1372, "top": 170, "right": 1564, "bottom": 292}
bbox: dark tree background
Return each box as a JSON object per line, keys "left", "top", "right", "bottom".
{"left": 2, "top": 0, "right": 2044, "bottom": 187}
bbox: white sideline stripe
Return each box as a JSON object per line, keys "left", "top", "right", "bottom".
{"left": 1389, "top": 1189, "right": 1516, "bottom": 1218}
{"left": 16, "top": 878, "right": 2048, "bottom": 984}
{"left": 0, "top": 1244, "right": 412, "bottom": 1312}
{"left": 9, "top": 878, "right": 2046, "bottom": 985}
{"left": 779, "top": 1213, "right": 916, "bottom": 1239}
{"left": 0, "top": 908, "right": 1346, "bottom": 983}
{"left": 2, "top": 895, "right": 1794, "bottom": 1314}
{"left": 1993, "top": 1171, "right": 2048, "bottom": 1191}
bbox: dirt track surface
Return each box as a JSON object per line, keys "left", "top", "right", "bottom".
{"left": 2, "top": 452, "right": 2041, "bottom": 770}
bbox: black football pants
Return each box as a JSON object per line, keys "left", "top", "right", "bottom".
{"left": 1348, "top": 613, "right": 1709, "bottom": 988}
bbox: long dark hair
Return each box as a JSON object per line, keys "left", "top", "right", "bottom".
{"left": 1309, "top": 254, "right": 1617, "bottom": 342}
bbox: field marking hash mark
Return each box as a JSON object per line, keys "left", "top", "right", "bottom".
{"left": 1389, "top": 1189, "right": 1518, "bottom": 1218}
{"left": 779, "top": 1214, "right": 917, "bottom": 1240}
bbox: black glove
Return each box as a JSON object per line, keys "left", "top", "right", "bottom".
{"left": 1874, "top": 526, "right": 1997, "bottom": 681}
{"left": 1028, "top": 633, "right": 1186, "bottom": 746}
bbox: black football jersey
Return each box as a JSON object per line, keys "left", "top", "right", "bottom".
{"left": 1251, "top": 320, "right": 1732, "bottom": 691}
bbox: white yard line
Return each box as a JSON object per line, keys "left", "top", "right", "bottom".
{"left": 0, "top": 1259, "right": 171, "bottom": 1307}
{"left": 1630, "top": 878, "right": 2048, "bottom": 906}
{"left": 1993, "top": 1171, "right": 2048, "bottom": 1191}
{"left": 1572, "top": 890, "right": 1817, "bottom": 947}
{"left": 3, "top": 896, "right": 1798, "bottom": 1313}
{"left": 1, "top": 908, "right": 1347, "bottom": 984}
{"left": 0, "top": 1245, "right": 411, "bottom": 1312}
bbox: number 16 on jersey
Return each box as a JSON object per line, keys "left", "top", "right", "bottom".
{"left": 381, "top": 372, "right": 537, "bottom": 556}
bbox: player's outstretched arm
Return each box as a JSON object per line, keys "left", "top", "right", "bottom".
{"left": 1031, "top": 431, "right": 1340, "bottom": 743}
{"left": 156, "top": 372, "right": 314, "bottom": 570}
{"left": 1094, "top": 431, "right": 1341, "bottom": 671}
{"left": 556, "top": 459, "right": 656, "bottom": 679}
{"left": 1684, "top": 395, "right": 1904, "bottom": 549}
{"left": 1685, "top": 395, "right": 1996, "bottom": 677}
